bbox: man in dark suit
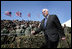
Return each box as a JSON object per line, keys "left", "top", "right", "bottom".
{"left": 31, "top": 9, "right": 66, "bottom": 48}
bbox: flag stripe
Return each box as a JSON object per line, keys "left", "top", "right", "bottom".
{"left": 16, "top": 11, "right": 21, "bottom": 17}
{"left": 5, "top": 11, "right": 11, "bottom": 17}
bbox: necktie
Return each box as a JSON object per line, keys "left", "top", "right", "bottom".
{"left": 44, "top": 17, "right": 47, "bottom": 28}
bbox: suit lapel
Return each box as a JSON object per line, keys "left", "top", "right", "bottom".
{"left": 42, "top": 15, "right": 50, "bottom": 29}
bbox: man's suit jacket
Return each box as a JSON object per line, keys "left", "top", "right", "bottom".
{"left": 35, "top": 15, "right": 65, "bottom": 42}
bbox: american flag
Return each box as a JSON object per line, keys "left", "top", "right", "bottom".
{"left": 16, "top": 11, "right": 21, "bottom": 17}
{"left": 5, "top": 11, "right": 11, "bottom": 17}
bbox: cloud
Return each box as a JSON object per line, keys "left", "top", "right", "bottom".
{"left": 62, "top": 19, "right": 71, "bottom": 27}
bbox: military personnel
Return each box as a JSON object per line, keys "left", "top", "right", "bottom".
{"left": 9, "top": 27, "right": 16, "bottom": 36}
{"left": 11, "top": 28, "right": 16, "bottom": 33}
{"left": 31, "top": 22, "right": 44, "bottom": 35}
{"left": 25, "top": 27, "right": 31, "bottom": 36}
{"left": 1, "top": 29, "right": 3, "bottom": 34}
{"left": 1, "top": 27, "right": 9, "bottom": 34}
{"left": 16, "top": 26, "right": 22, "bottom": 36}
{"left": 64, "top": 24, "right": 68, "bottom": 33}
{"left": 24, "top": 22, "right": 32, "bottom": 36}
{"left": 32, "top": 24, "right": 37, "bottom": 31}
{"left": 20, "top": 25, "right": 25, "bottom": 36}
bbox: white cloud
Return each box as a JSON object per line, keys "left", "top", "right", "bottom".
{"left": 62, "top": 19, "right": 71, "bottom": 27}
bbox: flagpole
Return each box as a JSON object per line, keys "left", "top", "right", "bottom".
{"left": 28, "top": 17, "right": 29, "bottom": 21}
{"left": 20, "top": 13, "right": 23, "bottom": 21}
{"left": 21, "top": 17, "right": 23, "bottom": 20}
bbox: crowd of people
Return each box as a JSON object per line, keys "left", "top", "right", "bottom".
{"left": 1, "top": 19, "right": 71, "bottom": 46}
{"left": 1, "top": 19, "right": 71, "bottom": 36}
{"left": 1, "top": 20, "right": 44, "bottom": 36}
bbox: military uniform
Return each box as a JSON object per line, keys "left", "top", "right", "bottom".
{"left": 20, "top": 25, "right": 26, "bottom": 35}
{"left": 9, "top": 29, "right": 16, "bottom": 36}
{"left": 25, "top": 27, "right": 31, "bottom": 36}
{"left": 64, "top": 27, "right": 68, "bottom": 33}
{"left": 20, "top": 28, "right": 25, "bottom": 36}
{"left": 16, "top": 28, "right": 22, "bottom": 36}
{"left": 1, "top": 28, "right": 8, "bottom": 34}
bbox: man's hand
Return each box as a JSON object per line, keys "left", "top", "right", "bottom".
{"left": 61, "top": 37, "right": 66, "bottom": 40}
{"left": 31, "top": 30, "right": 35, "bottom": 35}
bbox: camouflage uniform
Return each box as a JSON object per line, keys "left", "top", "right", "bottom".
{"left": 16, "top": 26, "right": 22, "bottom": 36}
{"left": 20, "top": 26, "right": 25, "bottom": 36}
{"left": 24, "top": 26, "right": 31, "bottom": 36}
{"left": 1, "top": 28, "right": 8, "bottom": 34}
{"left": 64, "top": 27, "right": 68, "bottom": 33}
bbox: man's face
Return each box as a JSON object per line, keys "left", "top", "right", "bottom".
{"left": 42, "top": 9, "right": 48, "bottom": 17}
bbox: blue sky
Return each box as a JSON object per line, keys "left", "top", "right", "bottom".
{"left": 1, "top": 1, "right": 71, "bottom": 24}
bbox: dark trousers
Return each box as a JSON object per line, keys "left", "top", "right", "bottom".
{"left": 41, "top": 35, "right": 59, "bottom": 48}
{"left": 46, "top": 40, "right": 59, "bottom": 48}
